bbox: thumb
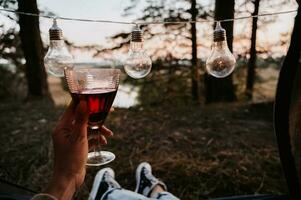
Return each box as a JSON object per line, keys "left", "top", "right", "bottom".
{"left": 74, "top": 100, "right": 89, "bottom": 137}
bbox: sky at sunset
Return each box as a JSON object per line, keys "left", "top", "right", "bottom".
{"left": 38, "top": 0, "right": 134, "bottom": 45}
{"left": 36, "top": 1, "right": 297, "bottom": 41}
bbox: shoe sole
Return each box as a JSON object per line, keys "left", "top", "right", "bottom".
{"left": 135, "top": 162, "right": 151, "bottom": 193}
{"left": 89, "top": 168, "right": 114, "bottom": 200}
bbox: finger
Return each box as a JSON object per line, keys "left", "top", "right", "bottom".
{"left": 59, "top": 100, "right": 76, "bottom": 125}
{"left": 100, "top": 126, "right": 114, "bottom": 137}
{"left": 87, "top": 126, "right": 112, "bottom": 140}
{"left": 87, "top": 130, "right": 99, "bottom": 140}
{"left": 88, "top": 136, "right": 107, "bottom": 150}
{"left": 74, "top": 101, "right": 89, "bottom": 138}
{"left": 88, "top": 134, "right": 107, "bottom": 145}
{"left": 87, "top": 132, "right": 110, "bottom": 141}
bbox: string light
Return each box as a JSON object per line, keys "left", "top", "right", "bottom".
{"left": 0, "top": 7, "right": 296, "bottom": 25}
{"left": 124, "top": 25, "right": 152, "bottom": 79}
{"left": 44, "top": 19, "right": 73, "bottom": 77}
{"left": 206, "top": 22, "right": 236, "bottom": 78}
{"left": 0, "top": 7, "right": 297, "bottom": 79}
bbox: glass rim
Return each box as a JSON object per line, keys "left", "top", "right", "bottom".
{"left": 64, "top": 67, "right": 120, "bottom": 93}
{"left": 66, "top": 67, "right": 121, "bottom": 73}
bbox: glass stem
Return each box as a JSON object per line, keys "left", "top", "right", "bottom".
{"left": 88, "top": 127, "right": 103, "bottom": 161}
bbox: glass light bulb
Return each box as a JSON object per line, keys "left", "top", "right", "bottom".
{"left": 206, "top": 41, "right": 236, "bottom": 78}
{"left": 44, "top": 19, "right": 73, "bottom": 77}
{"left": 124, "top": 25, "right": 152, "bottom": 79}
{"left": 124, "top": 42, "right": 152, "bottom": 79}
{"left": 206, "top": 22, "right": 236, "bottom": 78}
{"left": 44, "top": 40, "right": 73, "bottom": 77}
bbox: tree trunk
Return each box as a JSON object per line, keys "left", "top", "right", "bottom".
{"left": 17, "top": 0, "right": 50, "bottom": 99}
{"left": 204, "top": 0, "right": 236, "bottom": 103}
{"left": 246, "top": 0, "right": 260, "bottom": 99}
{"left": 190, "top": 0, "right": 200, "bottom": 102}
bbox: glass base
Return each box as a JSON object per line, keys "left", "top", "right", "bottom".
{"left": 86, "top": 151, "right": 115, "bottom": 166}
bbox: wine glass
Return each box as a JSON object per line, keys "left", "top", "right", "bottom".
{"left": 64, "top": 67, "right": 120, "bottom": 166}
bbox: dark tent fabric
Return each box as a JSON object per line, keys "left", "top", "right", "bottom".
{"left": 274, "top": 4, "right": 301, "bottom": 200}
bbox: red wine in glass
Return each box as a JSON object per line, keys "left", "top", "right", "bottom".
{"left": 65, "top": 68, "right": 120, "bottom": 166}
{"left": 71, "top": 89, "right": 117, "bottom": 129}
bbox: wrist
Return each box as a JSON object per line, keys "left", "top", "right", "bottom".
{"left": 44, "top": 174, "right": 77, "bottom": 200}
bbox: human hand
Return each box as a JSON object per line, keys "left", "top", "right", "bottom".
{"left": 44, "top": 100, "right": 113, "bottom": 200}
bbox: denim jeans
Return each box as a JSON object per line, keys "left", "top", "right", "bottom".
{"left": 101, "top": 188, "right": 179, "bottom": 200}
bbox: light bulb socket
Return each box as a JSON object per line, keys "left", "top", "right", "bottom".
{"left": 49, "top": 19, "right": 63, "bottom": 40}
{"left": 131, "top": 25, "right": 142, "bottom": 42}
{"left": 213, "top": 22, "right": 226, "bottom": 42}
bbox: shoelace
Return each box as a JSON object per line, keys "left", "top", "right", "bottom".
{"left": 103, "top": 172, "right": 117, "bottom": 188}
{"left": 143, "top": 168, "right": 158, "bottom": 184}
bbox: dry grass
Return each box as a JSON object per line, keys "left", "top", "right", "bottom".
{"left": 0, "top": 98, "right": 287, "bottom": 199}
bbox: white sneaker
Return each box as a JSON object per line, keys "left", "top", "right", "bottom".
{"left": 89, "top": 168, "right": 121, "bottom": 200}
{"left": 135, "top": 162, "right": 167, "bottom": 197}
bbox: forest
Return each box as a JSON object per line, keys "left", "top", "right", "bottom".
{"left": 0, "top": 0, "right": 300, "bottom": 199}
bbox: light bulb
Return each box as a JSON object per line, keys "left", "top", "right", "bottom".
{"left": 44, "top": 19, "right": 73, "bottom": 77}
{"left": 124, "top": 25, "right": 152, "bottom": 79}
{"left": 206, "top": 22, "right": 236, "bottom": 78}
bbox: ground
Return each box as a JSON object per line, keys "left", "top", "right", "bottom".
{"left": 0, "top": 97, "right": 287, "bottom": 199}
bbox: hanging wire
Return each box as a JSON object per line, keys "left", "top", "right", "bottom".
{"left": 0, "top": 7, "right": 135, "bottom": 25}
{"left": 0, "top": 7, "right": 297, "bottom": 25}
{"left": 139, "top": 9, "right": 298, "bottom": 25}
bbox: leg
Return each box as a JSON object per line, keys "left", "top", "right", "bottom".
{"left": 102, "top": 188, "right": 149, "bottom": 200}
{"left": 89, "top": 168, "right": 149, "bottom": 200}
{"left": 89, "top": 168, "right": 121, "bottom": 200}
{"left": 135, "top": 162, "right": 180, "bottom": 200}
{"left": 105, "top": 189, "right": 178, "bottom": 200}
{"left": 151, "top": 192, "right": 179, "bottom": 200}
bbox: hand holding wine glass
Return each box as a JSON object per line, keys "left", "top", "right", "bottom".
{"left": 65, "top": 68, "right": 120, "bottom": 166}
{"left": 44, "top": 100, "right": 113, "bottom": 200}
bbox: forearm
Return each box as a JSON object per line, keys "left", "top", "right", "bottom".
{"left": 43, "top": 174, "right": 77, "bottom": 200}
